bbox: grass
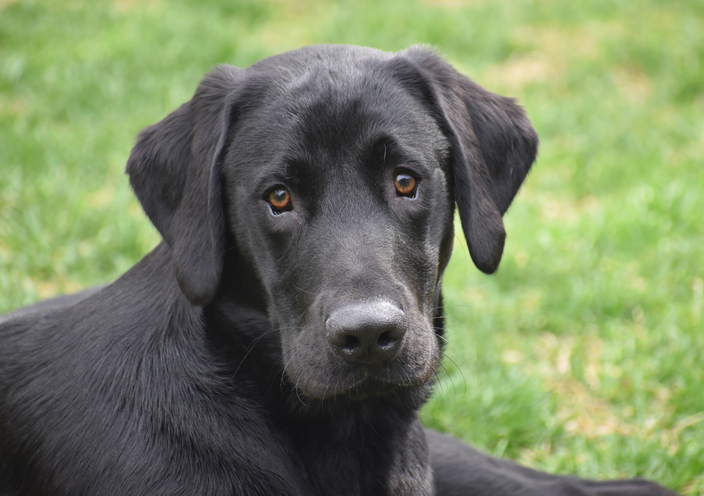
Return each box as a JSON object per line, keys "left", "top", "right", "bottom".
{"left": 1, "top": 0, "right": 702, "bottom": 493}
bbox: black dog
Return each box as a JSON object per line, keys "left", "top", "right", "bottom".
{"left": 0, "top": 45, "right": 676, "bottom": 496}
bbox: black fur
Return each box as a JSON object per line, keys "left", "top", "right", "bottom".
{"left": 0, "top": 45, "right": 677, "bottom": 496}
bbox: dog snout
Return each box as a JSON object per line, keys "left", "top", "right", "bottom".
{"left": 325, "top": 301, "right": 406, "bottom": 366}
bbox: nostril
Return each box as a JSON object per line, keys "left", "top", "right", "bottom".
{"left": 377, "top": 331, "right": 397, "bottom": 350}
{"left": 341, "top": 335, "right": 360, "bottom": 353}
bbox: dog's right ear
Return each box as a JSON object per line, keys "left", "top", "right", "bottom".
{"left": 126, "top": 65, "right": 243, "bottom": 306}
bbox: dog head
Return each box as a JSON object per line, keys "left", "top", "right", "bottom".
{"left": 126, "top": 45, "right": 537, "bottom": 401}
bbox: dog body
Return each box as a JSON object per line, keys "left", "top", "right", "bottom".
{"left": 0, "top": 46, "right": 675, "bottom": 495}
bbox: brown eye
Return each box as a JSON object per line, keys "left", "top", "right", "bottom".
{"left": 267, "top": 187, "right": 292, "bottom": 213}
{"left": 394, "top": 173, "right": 417, "bottom": 197}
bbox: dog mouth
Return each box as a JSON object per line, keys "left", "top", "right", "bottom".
{"left": 288, "top": 356, "right": 438, "bottom": 401}
{"left": 338, "top": 370, "right": 438, "bottom": 400}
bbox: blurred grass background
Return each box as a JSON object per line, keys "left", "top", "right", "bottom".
{"left": 0, "top": 0, "right": 702, "bottom": 493}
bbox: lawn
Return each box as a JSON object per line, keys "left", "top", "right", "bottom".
{"left": 1, "top": 0, "right": 702, "bottom": 493}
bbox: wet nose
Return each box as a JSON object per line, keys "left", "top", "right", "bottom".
{"left": 326, "top": 301, "right": 406, "bottom": 365}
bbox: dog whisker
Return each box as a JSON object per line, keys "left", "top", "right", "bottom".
{"left": 230, "top": 328, "right": 281, "bottom": 380}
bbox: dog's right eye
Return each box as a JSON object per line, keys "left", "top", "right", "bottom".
{"left": 266, "top": 187, "right": 292, "bottom": 214}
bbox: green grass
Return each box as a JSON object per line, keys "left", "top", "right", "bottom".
{"left": 1, "top": 0, "right": 702, "bottom": 493}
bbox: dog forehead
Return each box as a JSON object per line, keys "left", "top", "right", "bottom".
{"left": 227, "top": 49, "right": 445, "bottom": 180}
{"left": 253, "top": 47, "right": 432, "bottom": 126}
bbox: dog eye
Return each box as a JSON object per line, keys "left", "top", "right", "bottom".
{"left": 266, "top": 187, "right": 292, "bottom": 213}
{"left": 394, "top": 173, "right": 418, "bottom": 197}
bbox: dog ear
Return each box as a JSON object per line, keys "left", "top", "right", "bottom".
{"left": 394, "top": 48, "right": 538, "bottom": 273}
{"left": 126, "top": 65, "right": 243, "bottom": 305}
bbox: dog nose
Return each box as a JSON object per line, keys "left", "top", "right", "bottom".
{"left": 326, "top": 301, "right": 406, "bottom": 365}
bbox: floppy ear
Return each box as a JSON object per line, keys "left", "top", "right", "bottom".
{"left": 394, "top": 47, "right": 538, "bottom": 273}
{"left": 126, "top": 65, "right": 243, "bottom": 305}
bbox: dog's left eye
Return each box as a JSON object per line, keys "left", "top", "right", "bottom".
{"left": 394, "top": 173, "right": 418, "bottom": 198}
{"left": 266, "top": 187, "right": 292, "bottom": 214}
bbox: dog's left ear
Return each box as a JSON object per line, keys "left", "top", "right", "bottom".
{"left": 393, "top": 48, "right": 539, "bottom": 273}
{"left": 126, "top": 65, "right": 243, "bottom": 305}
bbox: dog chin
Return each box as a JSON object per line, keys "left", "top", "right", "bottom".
{"left": 339, "top": 381, "right": 401, "bottom": 400}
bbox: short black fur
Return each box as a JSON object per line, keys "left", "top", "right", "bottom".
{"left": 0, "top": 45, "right": 677, "bottom": 496}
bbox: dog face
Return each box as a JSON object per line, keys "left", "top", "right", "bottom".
{"left": 220, "top": 60, "right": 454, "bottom": 399}
{"left": 126, "top": 45, "right": 537, "bottom": 402}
